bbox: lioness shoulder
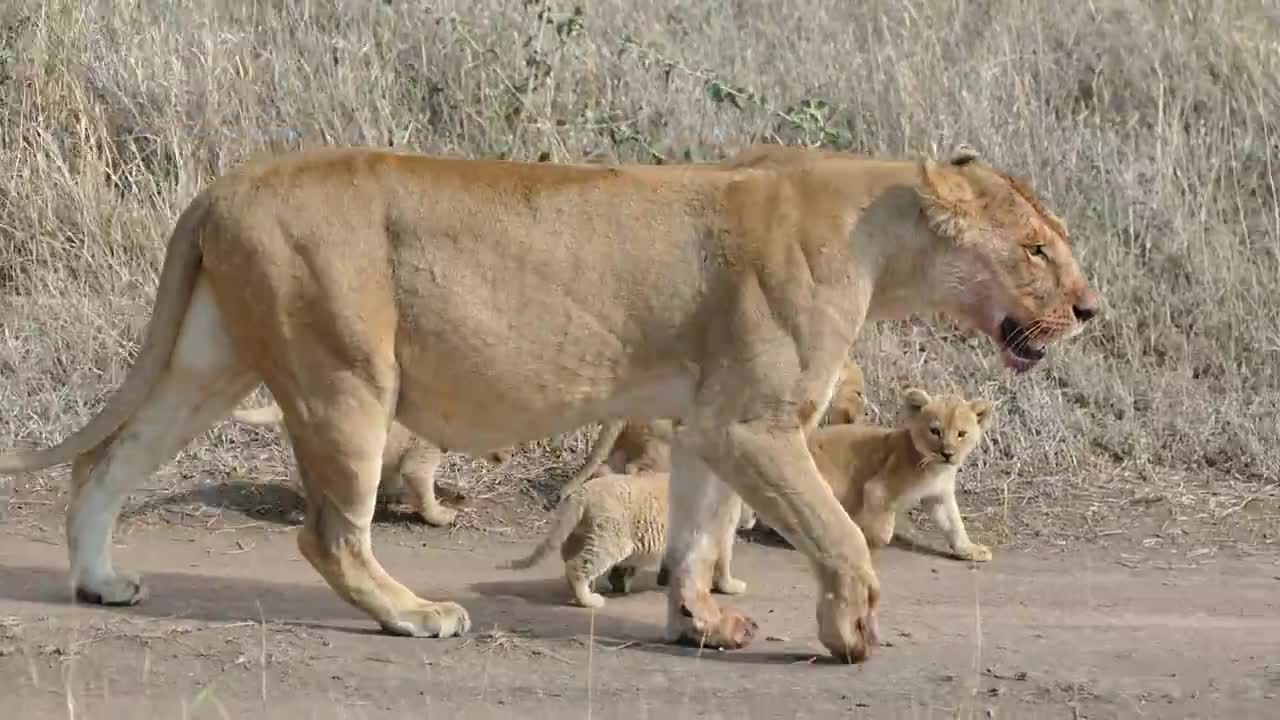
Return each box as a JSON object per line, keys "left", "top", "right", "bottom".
{"left": 809, "top": 387, "right": 994, "bottom": 562}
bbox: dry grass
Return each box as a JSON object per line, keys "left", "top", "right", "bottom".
{"left": 1, "top": 0, "right": 1278, "bottom": 547}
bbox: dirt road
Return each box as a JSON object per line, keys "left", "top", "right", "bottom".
{"left": 2, "top": 509, "right": 1277, "bottom": 720}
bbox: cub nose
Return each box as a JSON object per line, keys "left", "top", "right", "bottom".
{"left": 940, "top": 450, "right": 954, "bottom": 463}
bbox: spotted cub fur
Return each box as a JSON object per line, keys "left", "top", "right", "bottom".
{"left": 502, "top": 471, "right": 748, "bottom": 608}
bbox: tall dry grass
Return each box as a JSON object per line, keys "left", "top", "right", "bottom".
{"left": 1, "top": 0, "right": 1277, "bottom": 542}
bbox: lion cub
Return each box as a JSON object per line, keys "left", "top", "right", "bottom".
{"left": 502, "top": 471, "right": 749, "bottom": 608}
{"left": 809, "top": 387, "right": 994, "bottom": 562}
{"left": 231, "top": 403, "right": 510, "bottom": 527}
{"left": 823, "top": 358, "right": 867, "bottom": 426}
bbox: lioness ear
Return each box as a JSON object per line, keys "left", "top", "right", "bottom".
{"left": 948, "top": 144, "right": 980, "bottom": 166}
{"left": 917, "top": 158, "right": 979, "bottom": 240}
{"left": 970, "top": 399, "right": 994, "bottom": 429}
{"left": 903, "top": 388, "right": 931, "bottom": 412}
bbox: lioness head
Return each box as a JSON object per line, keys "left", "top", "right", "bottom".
{"left": 902, "top": 388, "right": 992, "bottom": 467}
{"left": 917, "top": 146, "right": 1100, "bottom": 373}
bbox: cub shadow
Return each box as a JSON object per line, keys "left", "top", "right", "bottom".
{"left": 745, "top": 519, "right": 963, "bottom": 563}
{"left": 888, "top": 533, "right": 961, "bottom": 562}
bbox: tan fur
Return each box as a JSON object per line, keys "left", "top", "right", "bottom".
{"left": 824, "top": 358, "right": 867, "bottom": 426}
{"left": 229, "top": 402, "right": 511, "bottom": 526}
{"left": 504, "top": 471, "right": 748, "bottom": 607}
{"left": 0, "top": 143, "right": 1099, "bottom": 663}
{"left": 810, "top": 388, "right": 995, "bottom": 561}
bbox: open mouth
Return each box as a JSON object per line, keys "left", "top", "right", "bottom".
{"left": 998, "top": 317, "right": 1046, "bottom": 374}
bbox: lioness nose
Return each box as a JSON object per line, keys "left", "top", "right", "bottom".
{"left": 1072, "top": 291, "right": 1100, "bottom": 322}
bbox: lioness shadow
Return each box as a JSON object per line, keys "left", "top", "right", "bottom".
{"left": 121, "top": 479, "right": 466, "bottom": 527}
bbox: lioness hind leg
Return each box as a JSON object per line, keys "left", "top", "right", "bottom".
{"left": 69, "top": 280, "right": 257, "bottom": 605}
{"left": 285, "top": 380, "right": 470, "bottom": 638}
{"left": 395, "top": 443, "right": 456, "bottom": 527}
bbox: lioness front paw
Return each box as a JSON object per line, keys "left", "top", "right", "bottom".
{"left": 380, "top": 600, "right": 471, "bottom": 638}
{"left": 712, "top": 576, "right": 747, "bottom": 595}
{"left": 816, "top": 592, "right": 878, "bottom": 664}
{"left": 670, "top": 602, "right": 757, "bottom": 650}
{"left": 74, "top": 572, "right": 149, "bottom": 606}
{"left": 954, "top": 543, "right": 992, "bottom": 562}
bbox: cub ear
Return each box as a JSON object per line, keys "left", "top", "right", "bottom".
{"left": 969, "top": 399, "right": 994, "bottom": 429}
{"left": 903, "top": 388, "right": 931, "bottom": 413}
{"left": 917, "top": 156, "right": 979, "bottom": 241}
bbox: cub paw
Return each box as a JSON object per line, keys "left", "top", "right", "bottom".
{"left": 954, "top": 543, "right": 992, "bottom": 563}
{"left": 417, "top": 504, "right": 458, "bottom": 527}
{"left": 712, "top": 576, "right": 747, "bottom": 595}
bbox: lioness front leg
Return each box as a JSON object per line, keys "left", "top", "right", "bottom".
{"left": 682, "top": 422, "right": 881, "bottom": 663}
{"left": 662, "top": 445, "right": 758, "bottom": 650}
{"left": 921, "top": 491, "right": 991, "bottom": 563}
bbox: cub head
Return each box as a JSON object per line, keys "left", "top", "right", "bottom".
{"left": 825, "top": 358, "right": 867, "bottom": 425}
{"left": 901, "top": 388, "right": 993, "bottom": 467}
{"left": 917, "top": 146, "right": 1101, "bottom": 373}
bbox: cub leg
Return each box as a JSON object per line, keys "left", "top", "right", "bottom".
{"left": 853, "top": 481, "right": 896, "bottom": 550}
{"left": 395, "top": 442, "right": 457, "bottom": 527}
{"left": 711, "top": 495, "right": 748, "bottom": 595}
{"left": 921, "top": 489, "right": 991, "bottom": 563}
{"left": 562, "top": 522, "right": 633, "bottom": 608}
{"left": 607, "top": 565, "right": 638, "bottom": 594}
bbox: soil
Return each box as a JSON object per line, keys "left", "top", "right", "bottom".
{"left": 1, "top": 484, "right": 1279, "bottom": 720}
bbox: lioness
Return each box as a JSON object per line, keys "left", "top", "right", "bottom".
{"left": 0, "top": 143, "right": 1099, "bottom": 664}
{"left": 810, "top": 387, "right": 994, "bottom": 562}
{"left": 503, "top": 470, "right": 749, "bottom": 607}
{"left": 230, "top": 403, "right": 511, "bottom": 526}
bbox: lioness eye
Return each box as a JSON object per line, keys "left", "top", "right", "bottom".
{"left": 1028, "top": 244, "right": 1048, "bottom": 259}
{"left": 930, "top": 426, "right": 941, "bottom": 437}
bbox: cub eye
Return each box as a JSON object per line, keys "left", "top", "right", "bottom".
{"left": 958, "top": 430, "right": 968, "bottom": 438}
{"left": 930, "top": 426, "right": 942, "bottom": 437}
